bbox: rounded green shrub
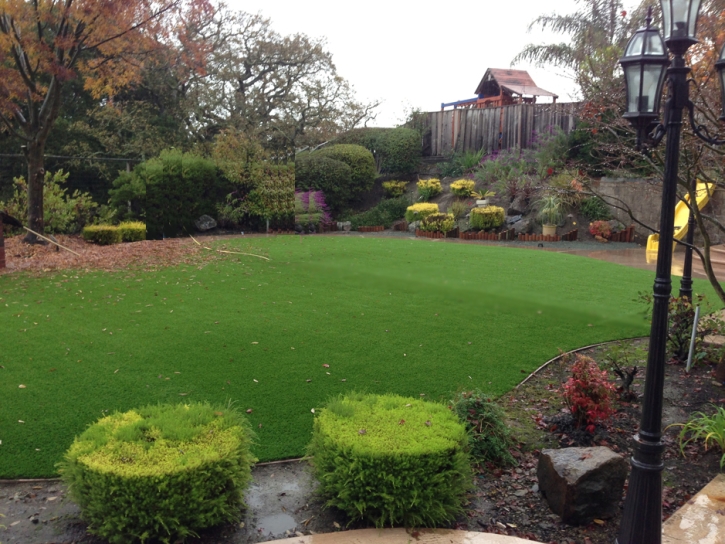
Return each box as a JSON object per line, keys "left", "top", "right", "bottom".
{"left": 294, "top": 154, "right": 353, "bottom": 214}
{"left": 59, "top": 403, "right": 256, "bottom": 544}
{"left": 307, "top": 393, "right": 472, "bottom": 528}
{"left": 118, "top": 221, "right": 147, "bottom": 242}
{"left": 469, "top": 206, "right": 505, "bottom": 230}
{"left": 580, "top": 196, "right": 612, "bottom": 221}
{"left": 82, "top": 225, "right": 122, "bottom": 245}
{"left": 316, "top": 144, "right": 376, "bottom": 194}
{"left": 335, "top": 127, "right": 421, "bottom": 174}
{"left": 450, "top": 179, "right": 475, "bottom": 197}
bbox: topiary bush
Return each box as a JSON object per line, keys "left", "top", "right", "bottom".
{"left": 117, "top": 221, "right": 146, "bottom": 242}
{"left": 335, "top": 127, "right": 421, "bottom": 174}
{"left": 417, "top": 178, "right": 442, "bottom": 201}
{"left": 450, "top": 390, "right": 517, "bottom": 467}
{"left": 59, "top": 402, "right": 256, "bottom": 544}
{"left": 82, "top": 225, "right": 123, "bottom": 245}
{"left": 307, "top": 393, "right": 471, "bottom": 528}
{"left": 469, "top": 206, "right": 505, "bottom": 230}
{"left": 420, "top": 213, "right": 455, "bottom": 233}
{"left": 405, "top": 203, "right": 439, "bottom": 223}
{"left": 316, "top": 144, "right": 376, "bottom": 195}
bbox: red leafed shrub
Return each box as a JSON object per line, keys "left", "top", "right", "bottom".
{"left": 589, "top": 220, "right": 612, "bottom": 239}
{"left": 563, "top": 355, "right": 616, "bottom": 432}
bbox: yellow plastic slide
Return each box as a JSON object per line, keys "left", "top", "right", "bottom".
{"left": 646, "top": 181, "right": 714, "bottom": 253}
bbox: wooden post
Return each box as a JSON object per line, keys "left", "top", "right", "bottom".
{"left": 0, "top": 217, "right": 5, "bottom": 269}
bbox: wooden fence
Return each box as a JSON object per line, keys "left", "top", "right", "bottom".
{"left": 422, "top": 102, "right": 580, "bottom": 158}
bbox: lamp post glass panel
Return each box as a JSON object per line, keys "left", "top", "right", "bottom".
{"left": 617, "top": 1, "right": 725, "bottom": 543}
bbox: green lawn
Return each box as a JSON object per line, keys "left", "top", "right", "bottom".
{"left": 1, "top": 236, "right": 716, "bottom": 477}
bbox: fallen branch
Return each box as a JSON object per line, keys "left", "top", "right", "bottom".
{"left": 188, "top": 234, "right": 269, "bottom": 261}
{"left": 23, "top": 227, "right": 81, "bottom": 256}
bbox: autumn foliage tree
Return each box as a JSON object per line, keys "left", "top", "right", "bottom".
{"left": 0, "top": 0, "right": 196, "bottom": 242}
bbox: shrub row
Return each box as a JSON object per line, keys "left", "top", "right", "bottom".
{"left": 63, "top": 388, "right": 525, "bottom": 542}
{"left": 420, "top": 213, "right": 455, "bottom": 233}
{"left": 82, "top": 222, "right": 146, "bottom": 245}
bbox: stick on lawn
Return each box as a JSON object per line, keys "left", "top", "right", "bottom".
{"left": 23, "top": 227, "right": 81, "bottom": 256}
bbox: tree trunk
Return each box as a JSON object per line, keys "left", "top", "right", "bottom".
{"left": 23, "top": 142, "right": 46, "bottom": 244}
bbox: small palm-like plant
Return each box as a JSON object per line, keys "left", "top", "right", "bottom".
{"left": 670, "top": 406, "right": 725, "bottom": 469}
{"left": 537, "top": 194, "right": 564, "bottom": 226}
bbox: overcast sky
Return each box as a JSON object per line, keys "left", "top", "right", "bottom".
{"left": 228, "top": 0, "right": 641, "bottom": 126}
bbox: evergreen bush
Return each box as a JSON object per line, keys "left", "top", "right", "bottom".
{"left": 315, "top": 144, "right": 376, "bottom": 198}
{"left": 112, "top": 150, "right": 230, "bottom": 240}
{"left": 307, "top": 393, "right": 471, "bottom": 528}
{"left": 580, "top": 196, "right": 613, "bottom": 220}
{"left": 82, "top": 225, "right": 123, "bottom": 245}
{"left": 294, "top": 154, "right": 353, "bottom": 214}
{"left": 382, "top": 180, "right": 408, "bottom": 198}
{"left": 450, "top": 179, "right": 475, "bottom": 197}
{"left": 59, "top": 403, "right": 256, "bottom": 544}
{"left": 469, "top": 206, "right": 505, "bottom": 230}
{"left": 335, "top": 127, "right": 421, "bottom": 174}
{"left": 348, "top": 196, "right": 410, "bottom": 230}
{"left": 450, "top": 390, "right": 517, "bottom": 466}
{"left": 117, "top": 222, "right": 146, "bottom": 242}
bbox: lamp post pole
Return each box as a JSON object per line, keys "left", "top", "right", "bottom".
{"left": 617, "top": 55, "right": 690, "bottom": 544}
{"left": 678, "top": 176, "right": 697, "bottom": 300}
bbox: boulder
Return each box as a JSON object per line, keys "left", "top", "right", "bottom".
{"left": 506, "top": 214, "right": 522, "bottom": 225}
{"left": 508, "top": 195, "right": 528, "bottom": 216}
{"left": 537, "top": 447, "right": 628, "bottom": 525}
{"left": 337, "top": 221, "right": 351, "bottom": 233}
{"left": 408, "top": 221, "right": 420, "bottom": 233}
{"left": 194, "top": 215, "right": 217, "bottom": 232}
{"left": 513, "top": 218, "right": 533, "bottom": 235}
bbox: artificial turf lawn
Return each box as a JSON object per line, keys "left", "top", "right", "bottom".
{"left": 1, "top": 236, "right": 719, "bottom": 477}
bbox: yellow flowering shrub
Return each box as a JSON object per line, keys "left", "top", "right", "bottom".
{"left": 470, "top": 206, "right": 505, "bottom": 230}
{"left": 382, "top": 180, "right": 408, "bottom": 198}
{"left": 421, "top": 213, "right": 456, "bottom": 233}
{"left": 405, "top": 203, "right": 439, "bottom": 223}
{"left": 417, "top": 178, "right": 442, "bottom": 200}
{"left": 450, "top": 179, "right": 475, "bottom": 197}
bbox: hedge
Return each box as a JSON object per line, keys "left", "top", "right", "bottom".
{"left": 59, "top": 403, "right": 255, "bottom": 544}
{"left": 82, "top": 225, "right": 123, "bottom": 245}
{"left": 307, "top": 393, "right": 471, "bottom": 527}
{"left": 118, "top": 222, "right": 146, "bottom": 242}
{"left": 420, "top": 213, "right": 456, "bottom": 233}
{"left": 335, "top": 127, "right": 421, "bottom": 174}
{"left": 315, "top": 144, "right": 376, "bottom": 198}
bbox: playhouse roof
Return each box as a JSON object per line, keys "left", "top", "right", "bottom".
{"left": 474, "top": 68, "right": 558, "bottom": 98}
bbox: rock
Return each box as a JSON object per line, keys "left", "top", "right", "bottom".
{"left": 408, "top": 221, "right": 420, "bottom": 233}
{"left": 336, "top": 221, "right": 351, "bottom": 233}
{"left": 513, "top": 218, "right": 533, "bottom": 235}
{"left": 506, "top": 214, "right": 522, "bottom": 225}
{"left": 595, "top": 235, "right": 609, "bottom": 243}
{"left": 508, "top": 195, "right": 528, "bottom": 216}
{"left": 194, "top": 215, "right": 217, "bottom": 232}
{"left": 537, "top": 446, "right": 628, "bottom": 525}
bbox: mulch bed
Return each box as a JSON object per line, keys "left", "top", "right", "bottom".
{"left": 0, "top": 234, "right": 223, "bottom": 275}
{"left": 456, "top": 339, "right": 724, "bottom": 544}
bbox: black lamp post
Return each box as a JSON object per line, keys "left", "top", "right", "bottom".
{"left": 617, "top": 2, "right": 725, "bottom": 543}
